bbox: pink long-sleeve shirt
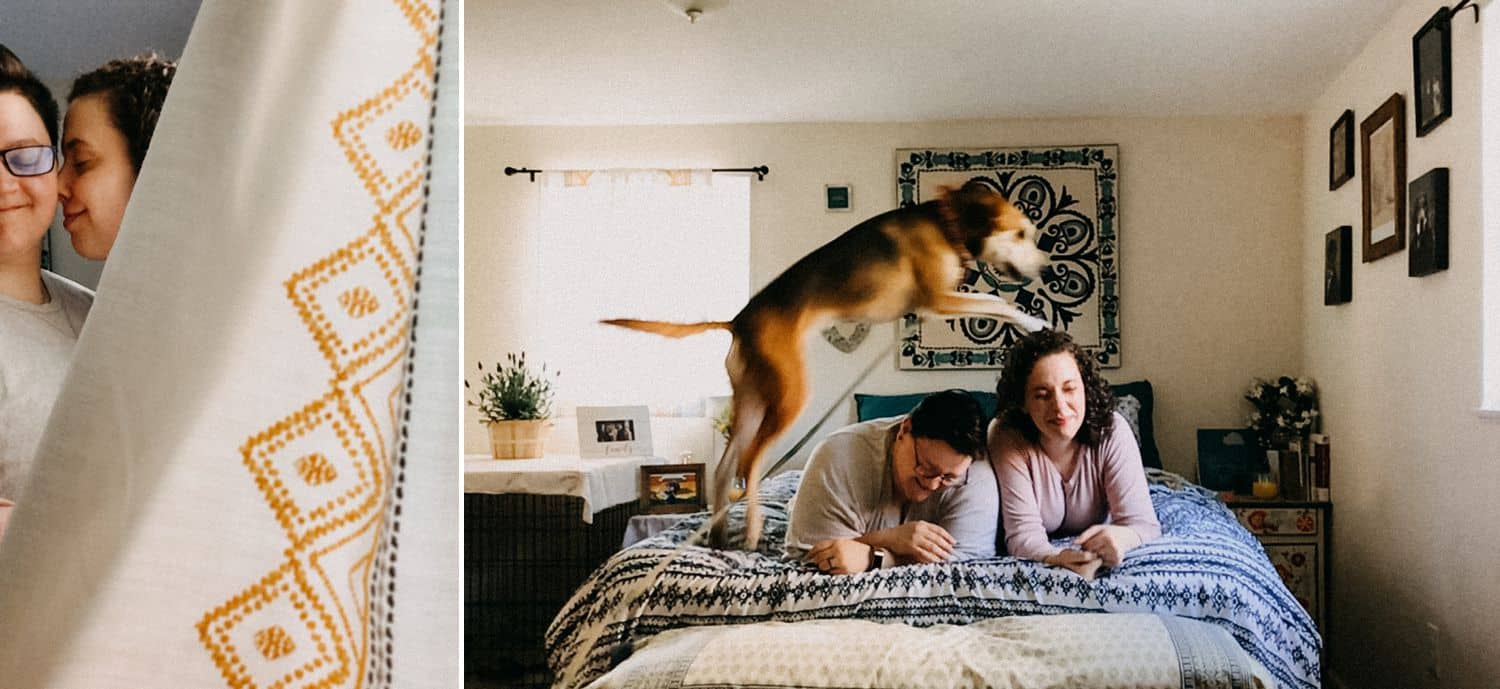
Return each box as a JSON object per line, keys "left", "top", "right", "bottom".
{"left": 990, "top": 411, "right": 1161, "bottom": 561}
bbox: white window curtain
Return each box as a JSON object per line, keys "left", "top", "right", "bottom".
{"left": 533, "top": 169, "right": 749, "bottom": 414}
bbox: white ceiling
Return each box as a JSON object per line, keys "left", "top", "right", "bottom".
{"left": 469, "top": 0, "right": 1408, "bottom": 126}
{"left": 3, "top": 1, "right": 201, "bottom": 88}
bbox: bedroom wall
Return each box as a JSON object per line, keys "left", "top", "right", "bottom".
{"left": 1300, "top": 0, "right": 1500, "bottom": 687}
{"left": 467, "top": 117, "right": 1305, "bottom": 478}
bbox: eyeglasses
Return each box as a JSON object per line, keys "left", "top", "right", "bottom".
{"left": 910, "top": 436, "right": 968, "bottom": 488}
{"left": 1, "top": 145, "right": 58, "bottom": 177}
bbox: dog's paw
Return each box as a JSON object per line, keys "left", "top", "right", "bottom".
{"left": 1017, "top": 313, "right": 1050, "bottom": 332}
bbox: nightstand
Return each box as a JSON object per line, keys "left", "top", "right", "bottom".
{"left": 464, "top": 454, "right": 658, "bottom": 687}
{"left": 1227, "top": 499, "right": 1331, "bottom": 633}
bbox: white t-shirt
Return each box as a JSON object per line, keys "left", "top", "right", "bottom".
{"left": 0, "top": 270, "right": 93, "bottom": 501}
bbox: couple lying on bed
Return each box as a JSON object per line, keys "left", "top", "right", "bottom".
{"left": 787, "top": 329, "right": 1160, "bottom": 580}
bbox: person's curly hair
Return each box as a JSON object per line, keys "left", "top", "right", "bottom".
{"left": 0, "top": 44, "right": 60, "bottom": 148}
{"left": 994, "top": 329, "right": 1117, "bottom": 447}
{"left": 68, "top": 52, "right": 177, "bottom": 173}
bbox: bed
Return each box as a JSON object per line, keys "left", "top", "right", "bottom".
{"left": 546, "top": 467, "right": 1320, "bottom": 689}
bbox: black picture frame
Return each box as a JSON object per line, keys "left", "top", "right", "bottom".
{"left": 1329, "top": 110, "right": 1355, "bottom": 190}
{"left": 1408, "top": 168, "right": 1449, "bottom": 277}
{"left": 1325, "top": 226, "right": 1352, "bottom": 305}
{"left": 1361, "top": 94, "right": 1406, "bottom": 262}
{"left": 639, "top": 463, "right": 707, "bottom": 514}
{"left": 1413, "top": 7, "right": 1452, "bottom": 137}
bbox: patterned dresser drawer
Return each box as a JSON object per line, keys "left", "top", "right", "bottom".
{"left": 1228, "top": 500, "right": 1331, "bottom": 635}
{"left": 1234, "top": 507, "right": 1320, "bottom": 537}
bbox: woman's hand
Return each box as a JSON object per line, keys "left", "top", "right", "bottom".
{"left": 1043, "top": 548, "right": 1102, "bottom": 579}
{"left": 807, "top": 538, "right": 874, "bottom": 575}
{"left": 866, "top": 521, "right": 956, "bottom": 564}
{"left": 1073, "top": 524, "right": 1141, "bottom": 566}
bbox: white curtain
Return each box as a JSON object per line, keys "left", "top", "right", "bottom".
{"left": 533, "top": 169, "right": 750, "bottom": 413}
{"left": 0, "top": 1, "right": 459, "bottom": 687}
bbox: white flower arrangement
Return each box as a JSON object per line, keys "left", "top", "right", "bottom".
{"left": 1244, "top": 376, "right": 1319, "bottom": 450}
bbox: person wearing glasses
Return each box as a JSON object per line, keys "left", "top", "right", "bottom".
{"left": 785, "top": 389, "right": 998, "bottom": 574}
{"left": 989, "top": 329, "right": 1160, "bottom": 579}
{"left": 57, "top": 52, "right": 176, "bottom": 260}
{"left": 0, "top": 45, "right": 94, "bottom": 524}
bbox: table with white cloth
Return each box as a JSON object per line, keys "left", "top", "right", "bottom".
{"left": 464, "top": 454, "right": 658, "bottom": 687}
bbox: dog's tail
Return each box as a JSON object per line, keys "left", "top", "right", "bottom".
{"left": 600, "top": 319, "right": 731, "bottom": 338}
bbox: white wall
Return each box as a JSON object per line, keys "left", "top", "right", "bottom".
{"left": 1301, "top": 0, "right": 1500, "bottom": 687}
{"left": 466, "top": 117, "right": 1305, "bottom": 478}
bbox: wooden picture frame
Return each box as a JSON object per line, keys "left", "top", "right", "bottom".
{"left": 639, "top": 463, "right": 706, "bottom": 514}
{"left": 1408, "top": 168, "right": 1449, "bottom": 277}
{"left": 576, "top": 405, "right": 653, "bottom": 458}
{"left": 1360, "top": 94, "right": 1406, "bottom": 263}
{"left": 1329, "top": 110, "right": 1354, "bottom": 190}
{"left": 1324, "top": 226, "right": 1352, "bottom": 305}
{"left": 1413, "top": 7, "right": 1453, "bottom": 137}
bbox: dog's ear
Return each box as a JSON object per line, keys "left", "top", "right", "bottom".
{"left": 946, "top": 182, "right": 1007, "bottom": 229}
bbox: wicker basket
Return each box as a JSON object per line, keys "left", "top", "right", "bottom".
{"left": 486, "top": 419, "right": 552, "bottom": 459}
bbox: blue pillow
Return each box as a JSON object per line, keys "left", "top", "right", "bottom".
{"left": 854, "top": 381, "right": 1161, "bottom": 470}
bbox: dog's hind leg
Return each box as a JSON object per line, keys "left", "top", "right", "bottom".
{"left": 731, "top": 333, "right": 809, "bottom": 551}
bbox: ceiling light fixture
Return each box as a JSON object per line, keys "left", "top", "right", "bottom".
{"left": 685, "top": 8, "right": 703, "bottom": 23}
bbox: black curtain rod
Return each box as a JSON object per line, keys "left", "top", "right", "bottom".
{"left": 1452, "top": 0, "right": 1479, "bottom": 22}
{"left": 503, "top": 165, "right": 768, "bottom": 182}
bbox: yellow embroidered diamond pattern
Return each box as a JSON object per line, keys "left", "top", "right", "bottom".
{"left": 286, "top": 219, "right": 412, "bottom": 379}
{"left": 198, "top": 562, "right": 348, "bottom": 689}
{"left": 240, "top": 391, "right": 381, "bottom": 547}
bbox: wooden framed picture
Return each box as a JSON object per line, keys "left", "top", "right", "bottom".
{"left": 1325, "top": 226, "right": 1352, "bottom": 305}
{"left": 1413, "top": 7, "right": 1452, "bottom": 137}
{"left": 1360, "top": 94, "right": 1406, "bottom": 263}
{"left": 1329, "top": 110, "right": 1354, "bottom": 190}
{"left": 576, "top": 405, "right": 653, "bottom": 458}
{"left": 639, "top": 463, "right": 706, "bottom": 514}
{"left": 1408, "top": 168, "right": 1449, "bottom": 277}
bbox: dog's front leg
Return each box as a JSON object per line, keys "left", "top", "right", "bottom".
{"left": 927, "top": 292, "right": 1049, "bottom": 332}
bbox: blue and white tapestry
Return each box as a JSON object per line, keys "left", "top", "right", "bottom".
{"left": 547, "top": 470, "right": 1320, "bottom": 689}
{"left": 895, "top": 146, "right": 1121, "bottom": 369}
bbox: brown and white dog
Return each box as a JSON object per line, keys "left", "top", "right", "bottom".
{"left": 604, "top": 181, "right": 1050, "bottom": 548}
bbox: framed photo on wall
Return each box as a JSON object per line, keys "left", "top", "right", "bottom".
{"left": 1325, "top": 226, "right": 1352, "bottom": 305}
{"left": 1408, "top": 168, "right": 1449, "bottom": 277}
{"left": 576, "top": 405, "right": 653, "bottom": 458}
{"left": 639, "top": 463, "right": 706, "bottom": 514}
{"left": 1360, "top": 94, "right": 1406, "bottom": 262}
{"left": 1413, "top": 7, "right": 1452, "bottom": 137}
{"left": 1329, "top": 110, "right": 1354, "bottom": 190}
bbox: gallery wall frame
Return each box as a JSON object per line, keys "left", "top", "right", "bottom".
{"left": 1329, "top": 110, "right": 1355, "bottom": 191}
{"left": 1408, "top": 167, "right": 1449, "bottom": 277}
{"left": 1360, "top": 94, "right": 1406, "bottom": 263}
{"left": 1413, "top": 6, "right": 1453, "bottom": 137}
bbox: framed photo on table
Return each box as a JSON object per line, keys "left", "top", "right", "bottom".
{"left": 1413, "top": 7, "right": 1452, "bottom": 137}
{"left": 1360, "top": 94, "right": 1406, "bottom": 262}
{"left": 639, "top": 463, "right": 706, "bottom": 514}
{"left": 576, "top": 405, "right": 653, "bottom": 458}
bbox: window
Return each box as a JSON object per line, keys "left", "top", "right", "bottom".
{"left": 531, "top": 169, "right": 750, "bottom": 413}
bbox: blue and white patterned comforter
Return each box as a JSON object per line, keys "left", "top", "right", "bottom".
{"left": 547, "top": 469, "right": 1320, "bottom": 689}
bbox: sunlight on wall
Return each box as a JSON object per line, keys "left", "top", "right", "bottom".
{"left": 1483, "top": 8, "right": 1500, "bottom": 413}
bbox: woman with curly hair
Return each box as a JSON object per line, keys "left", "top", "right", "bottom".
{"left": 989, "top": 329, "right": 1159, "bottom": 578}
{"left": 57, "top": 52, "right": 176, "bottom": 260}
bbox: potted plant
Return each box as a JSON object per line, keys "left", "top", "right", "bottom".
{"left": 466, "top": 352, "right": 559, "bottom": 459}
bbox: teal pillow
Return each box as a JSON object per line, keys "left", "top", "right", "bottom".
{"left": 854, "top": 381, "right": 1161, "bottom": 470}
{"left": 854, "top": 391, "right": 998, "bottom": 422}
